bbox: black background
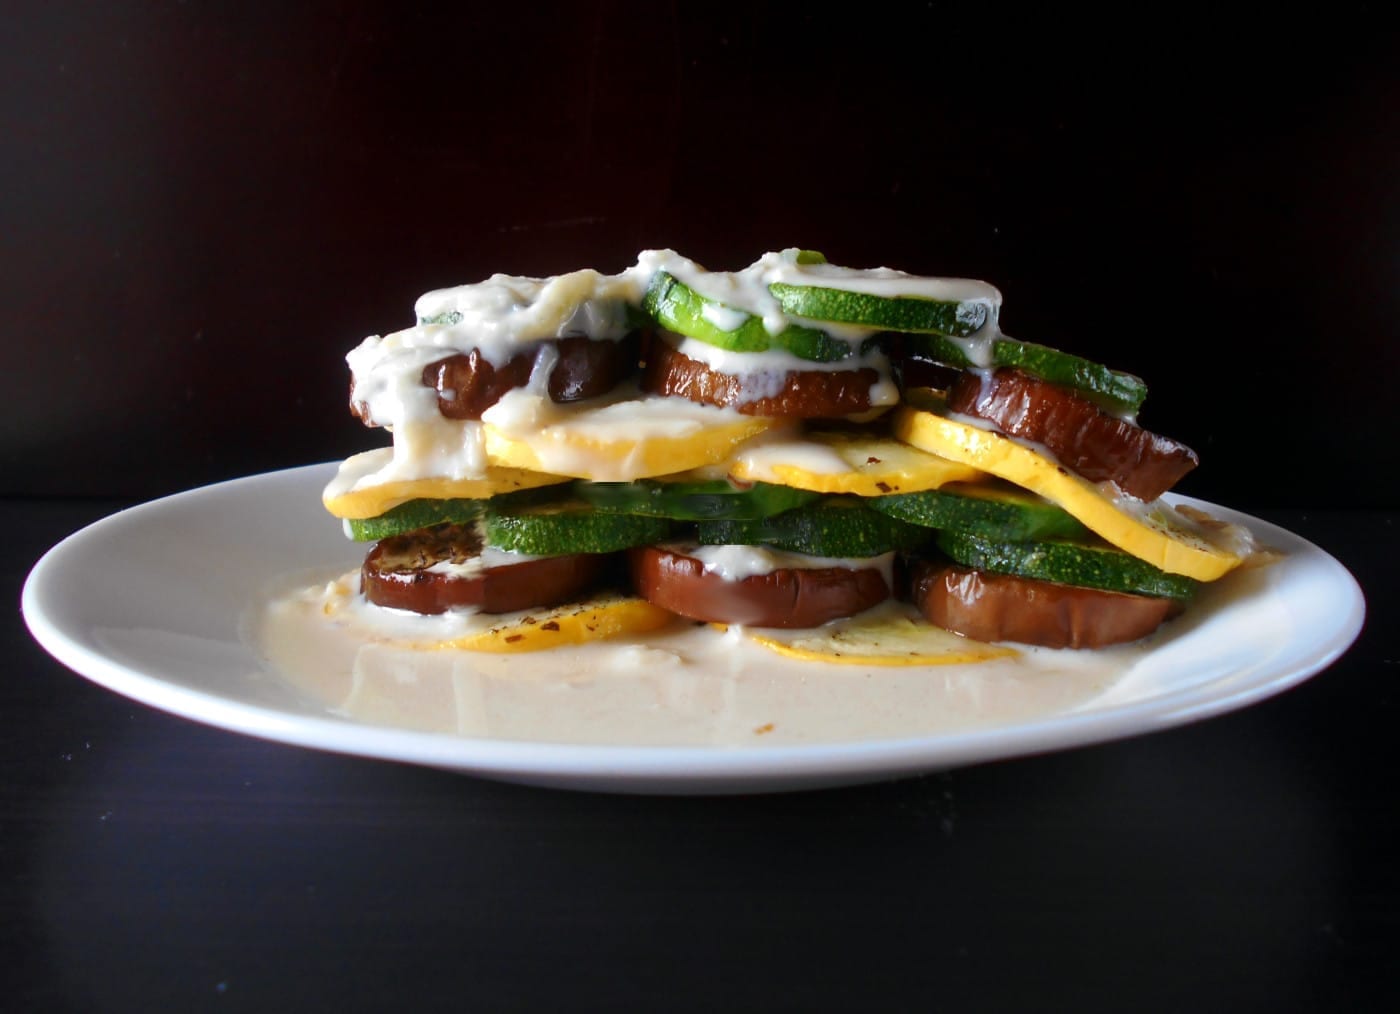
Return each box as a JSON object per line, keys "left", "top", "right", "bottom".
{"left": 4, "top": 4, "right": 1398, "bottom": 1012}
{"left": 3, "top": 2, "right": 1396, "bottom": 507}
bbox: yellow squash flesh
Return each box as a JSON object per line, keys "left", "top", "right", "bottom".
{"left": 892, "top": 407, "right": 1243, "bottom": 581}
{"left": 323, "top": 448, "right": 570, "bottom": 520}
{"left": 728, "top": 430, "right": 983, "bottom": 496}
{"left": 434, "top": 594, "right": 674, "bottom": 653}
{"left": 483, "top": 405, "right": 780, "bottom": 482}
{"left": 739, "top": 607, "right": 1017, "bottom": 666}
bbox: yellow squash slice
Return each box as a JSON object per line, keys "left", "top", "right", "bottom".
{"left": 728, "top": 430, "right": 983, "bottom": 496}
{"left": 323, "top": 447, "right": 570, "bottom": 520}
{"left": 892, "top": 407, "right": 1243, "bottom": 581}
{"left": 484, "top": 397, "right": 782, "bottom": 482}
{"left": 435, "top": 594, "right": 674, "bottom": 653}
{"left": 738, "top": 606, "right": 1017, "bottom": 666}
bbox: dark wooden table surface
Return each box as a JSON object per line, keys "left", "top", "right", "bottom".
{"left": 5, "top": 498, "right": 1393, "bottom": 1013}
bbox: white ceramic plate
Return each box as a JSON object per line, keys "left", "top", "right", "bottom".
{"left": 22, "top": 464, "right": 1364, "bottom": 794}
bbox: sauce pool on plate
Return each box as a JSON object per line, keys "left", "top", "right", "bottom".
{"left": 254, "top": 569, "right": 1144, "bottom": 747}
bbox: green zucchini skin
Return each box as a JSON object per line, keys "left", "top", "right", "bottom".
{"left": 485, "top": 499, "right": 673, "bottom": 556}
{"left": 346, "top": 498, "right": 485, "bottom": 542}
{"left": 767, "top": 282, "right": 989, "bottom": 338}
{"left": 345, "top": 486, "right": 566, "bottom": 542}
{"left": 869, "top": 483, "right": 1089, "bottom": 542}
{"left": 572, "top": 478, "right": 820, "bottom": 521}
{"left": 936, "top": 530, "right": 1200, "bottom": 601}
{"left": 895, "top": 334, "right": 1147, "bottom": 415}
{"left": 642, "top": 271, "right": 854, "bottom": 363}
{"left": 697, "top": 497, "right": 931, "bottom": 558}
{"left": 988, "top": 339, "right": 1146, "bottom": 415}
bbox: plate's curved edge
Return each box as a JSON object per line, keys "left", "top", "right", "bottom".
{"left": 19, "top": 466, "right": 1369, "bottom": 793}
{"left": 1145, "top": 558, "right": 1364, "bottom": 726}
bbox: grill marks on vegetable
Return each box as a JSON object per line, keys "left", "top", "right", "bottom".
{"left": 362, "top": 524, "right": 607, "bottom": 615}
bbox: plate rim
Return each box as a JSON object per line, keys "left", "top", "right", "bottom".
{"left": 20, "top": 462, "right": 1367, "bottom": 792}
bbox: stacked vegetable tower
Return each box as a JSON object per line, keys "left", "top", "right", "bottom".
{"left": 324, "top": 249, "right": 1247, "bottom": 652}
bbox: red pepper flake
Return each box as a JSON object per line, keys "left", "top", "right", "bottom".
{"left": 540, "top": 621, "right": 560, "bottom": 632}
{"left": 867, "top": 456, "right": 881, "bottom": 464}
{"left": 505, "top": 634, "right": 524, "bottom": 643}
{"left": 875, "top": 481, "right": 892, "bottom": 492}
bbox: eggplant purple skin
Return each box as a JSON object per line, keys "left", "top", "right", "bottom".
{"left": 629, "top": 545, "right": 890, "bottom": 629}
{"left": 640, "top": 333, "right": 883, "bottom": 418}
{"left": 948, "top": 367, "right": 1198, "bottom": 501}
{"left": 911, "top": 559, "right": 1182, "bottom": 649}
{"left": 362, "top": 525, "right": 606, "bottom": 615}
{"left": 352, "top": 334, "right": 640, "bottom": 425}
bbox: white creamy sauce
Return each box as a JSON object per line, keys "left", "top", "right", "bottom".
{"left": 642, "top": 248, "right": 794, "bottom": 333}
{"left": 322, "top": 435, "right": 488, "bottom": 504}
{"left": 383, "top": 415, "right": 488, "bottom": 483}
{"left": 726, "top": 438, "right": 859, "bottom": 487}
{"left": 414, "top": 268, "right": 640, "bottom": 357}
{"left": 654, "top": 248, "right": 996, "bottom": 347}
{"left": 763, "top": 255, "right": 1003, "bottom": 307}
{"left": 344, "top": 249, "right": 998, "bottom": 487}
{"left": 677, "top": 544, "right": 895, "bottom": 583}
{"left": 662, "top": 335, "right": 900, "bottom": 410}
{"left": 254, "top": 572, "right": 1141, "bottom": 747}
{"left": 347, "top": 264, "right": 650, "bottom": 438}
{"left": 296, "top": 249, "right": 1263, "bottom": 750}
{"left": 482, "top": 384, "right": 731, "bottom": 442}
{"left": 1100, "top": 488, "right": 1261, "bottom": 558}
{"left": 699, "top": 300, "right": 750, "bottom": 332}
{"left": 667, "top": 332, "right": 886, "bottom": 377}
{"left": 481, "top": 387, "right": 784, "bottom": 482}
{"left": 346, "top": 328, "right": 456, "bottom": 429}
{"left": 761, "top": 251, "right": 1004, "bottom": 355}
{"left": 424, "top": 545, "right": 546, "bottom": 580}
